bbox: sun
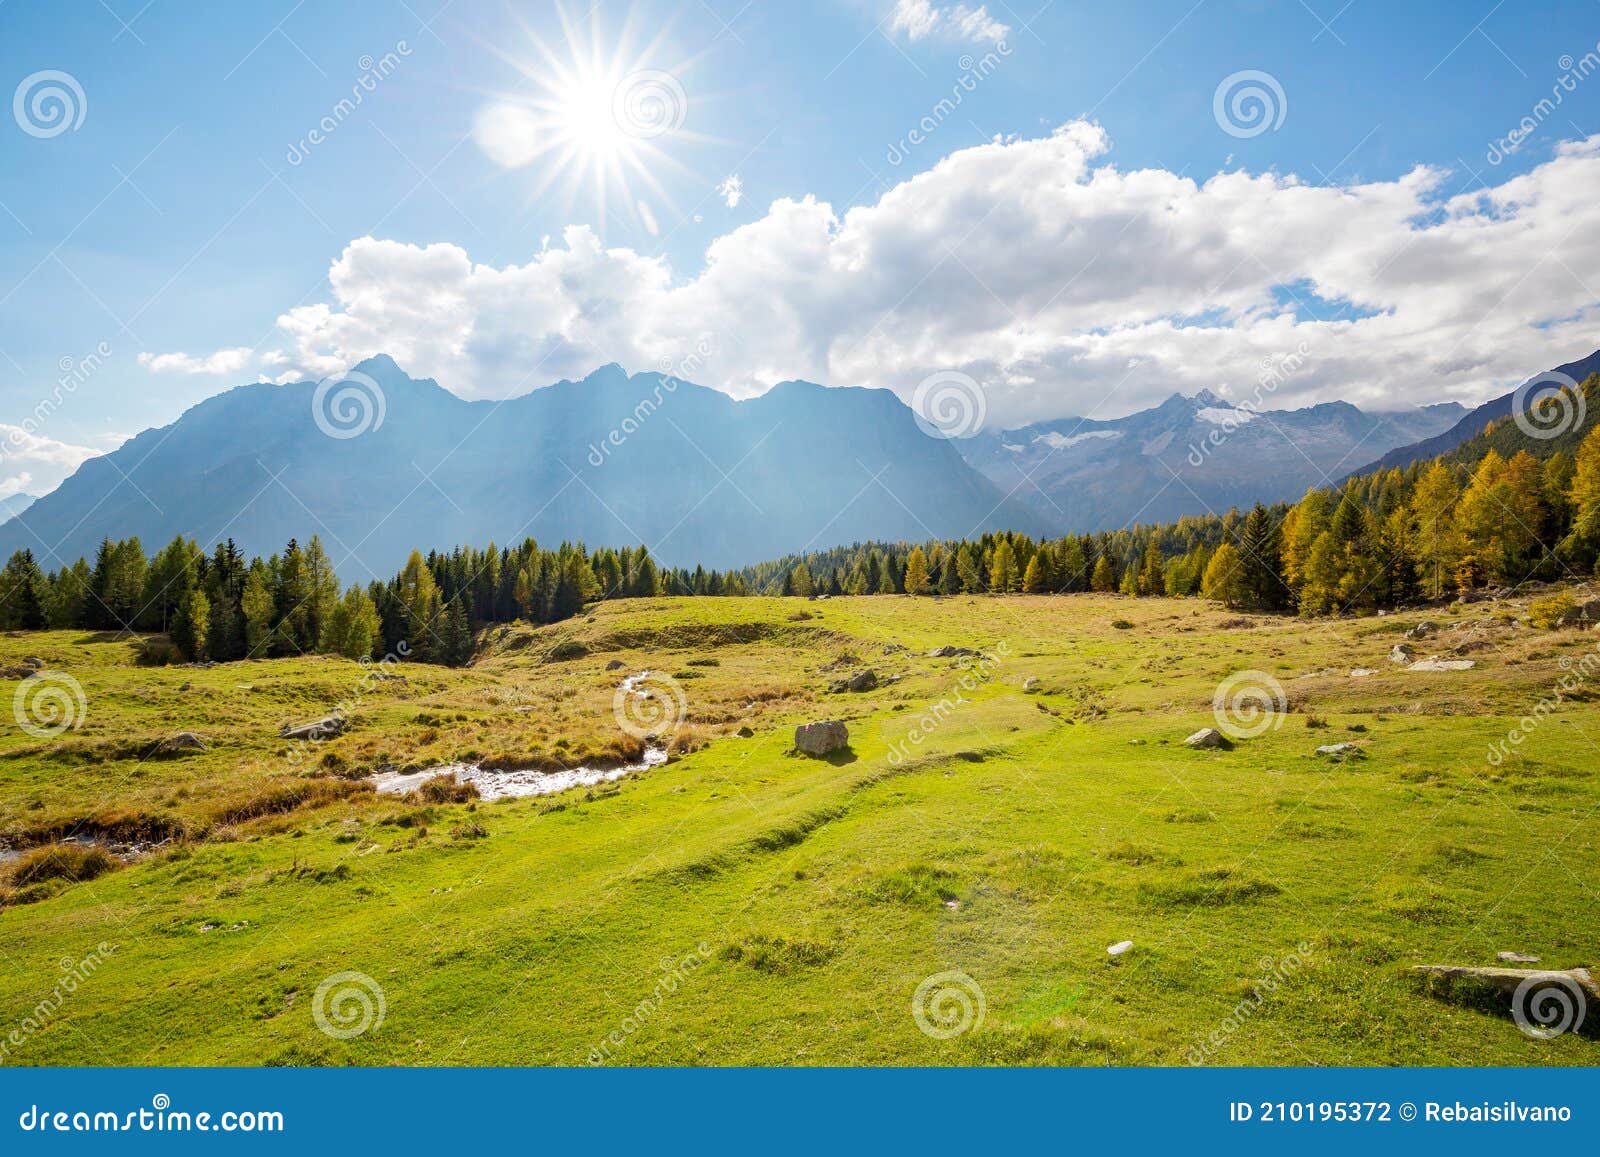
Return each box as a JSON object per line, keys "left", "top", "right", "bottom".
{"left": 471, "top": 4, "right": 705, "bottom": 235}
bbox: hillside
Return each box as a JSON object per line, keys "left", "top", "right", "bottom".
{"left": 1, "top": 592, "right": 1596, "bottom": 1065}
{"left": 1348, "top": 348, "right": 1600, "bottom": 478}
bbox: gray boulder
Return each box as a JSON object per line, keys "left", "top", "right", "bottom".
{"left": 1184, "top": 727, "right": 1229, "bottom": 749}
{"left": 1388, "top": 643, "right": 1415, "bottom": 664}
{"left": 1555, "top": 599, "right": 1600, "bottom": 628}
{"left": 1404, "top": 622, "right": 1436, "bottom": 640}
{"left": 794, "top": 720, "right": 849, "bottom": 756}
{"left": 828, "top": 669, "right": 878, "bottom": 694}
{"left": 281, "top": 714, "right": 346, "bottom": 740}
{"left": 605, "top": 659, "right": 625, "bottom": 671}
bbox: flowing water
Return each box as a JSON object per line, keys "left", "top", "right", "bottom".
{"left": 371, "top": 672, "right": 669, "bottom": 802}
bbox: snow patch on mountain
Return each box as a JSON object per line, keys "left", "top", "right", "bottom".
{"left": 1033, "top": 429, "right": 1122, "bottom": 450}
{"left": 1196, "top": 406, "right": 1255, "bottom": 426}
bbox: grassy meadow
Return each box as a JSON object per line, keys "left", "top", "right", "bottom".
{"left": 1, "top": 591, "right": 1597, "bottom": 1066}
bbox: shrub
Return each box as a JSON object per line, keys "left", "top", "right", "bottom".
{"left": 409, "top": 775, "right": 480, "bottom": 804}
{"left": 7, "top": 843, "right": 118, "bottom": 887}
{"left": 1110, "top": 619, "right": 1134, "bottom": 630}
{"left": 546, "top": 640, "right": 589, "bottom": 662}
{"left": 1529, "top": 592, "right": 1574, "bottom": 629}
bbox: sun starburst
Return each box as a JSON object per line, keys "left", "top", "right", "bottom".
{"left": 471, "top": 3, "right": 708, "bottom": 236}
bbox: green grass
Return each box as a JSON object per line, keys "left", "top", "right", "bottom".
{"left": 0, "top": 592, "right": 1596, "bottom": 1066}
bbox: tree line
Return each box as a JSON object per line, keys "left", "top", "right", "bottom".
{"left": 3, "top": 376, "right": 1598, "bottom": 663}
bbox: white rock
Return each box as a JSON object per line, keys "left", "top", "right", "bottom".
{"left": 1408, "top": 657, "right": 1476, "bottom": 671}
{"left": 1107, "top": 940, "right": 1134, "bottom": 956}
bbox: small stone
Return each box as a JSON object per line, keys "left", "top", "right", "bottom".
{"left": 828, "top": 669, "right": 878, "bottom": 693}
{"left": 1389, "top": 643, "right": 1416, "bottom": 664}
{"left": 1107, "top": 940, "right": 1134, "bottom": 956}
{"left": 160, "top": 731, "right": 209, "bottom": 753}
{"left": 1496, "top": 951, "right": 1541, "bottom": 964}
{"left": 1315, "top": 742, "right": 1364, "bottom": 758}
{"left": 1184, "top": 727, "right": 1228, "bottom": 749}
{"left": 605, "top": 659, "right": 625, "bottom": 671}
{"left": 1349, "top": 668, "right": 1377, "bottom": 677}
{"left": 1022, "top": 676, "right": 1040, "bottom": 691}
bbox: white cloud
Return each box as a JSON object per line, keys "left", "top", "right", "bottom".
{"left": 0, "top": 425, "right": 102, "bottom": 498}
{"left": 717, "top": 174, "right": 743, "bottom": 208}
{"left": 889, "top": 0, "right": 1010, "bottom": 44}
{"left": 472, "top": 103, "right": 543, "bottom": 169}
{"left": 257, "top": 122, "right": 1600, "bottom": 430}
{"left": 137, "top": 347, "right": 255, "bottom": 375}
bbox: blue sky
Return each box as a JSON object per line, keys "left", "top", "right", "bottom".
{"left": 4, "top": 0, "right": 1600, "bottom": 497}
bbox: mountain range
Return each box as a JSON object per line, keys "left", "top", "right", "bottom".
{"left": 0, "top": 358, "right": 1048, "bottom": 580}
{"left": 3, "top": 349, "right": 1596, "bottom": 578}
{"left": 955, "top": 391, "right": 1465, "bottom": 531}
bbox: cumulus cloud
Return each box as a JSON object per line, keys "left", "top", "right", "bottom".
{"left": 258, "top": 121, "right": 1600, "bottom": 430}
{"left": 717, "top": 174, "right": 743, "bottom": 208}
{"left": 0, "top": 425, "right": 102, "bottom": 497}
{"left": 137, "top": 347, "right": 255, "bottom": 375}
{"left": 889, "top": 0, "right": 1010, "bottom": 44}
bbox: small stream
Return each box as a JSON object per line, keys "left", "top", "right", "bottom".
{"left": 372, "top": 747, "right": 667, "bottom": 801}
{"left": 372, "top": 671, "right": 669, "bottom": 802}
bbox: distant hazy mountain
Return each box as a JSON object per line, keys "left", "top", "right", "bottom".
{"left": 0, "top": 493, "right": 36, "bottom": 526}
{"left": 0, "top": 358, "right": 1050, "bottom": 579}
{"left": 1347, "top": 347, "right": 1600, "bottom": 479}
{"left": 957, "top": 391, "right": 1465, "bottom": 529}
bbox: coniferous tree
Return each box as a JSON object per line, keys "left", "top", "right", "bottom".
{"left": 904, "top": 547, "right": 931, "bottom": 595}
{"left": 170, "top": 586, "right": 210, "bottom": 661}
